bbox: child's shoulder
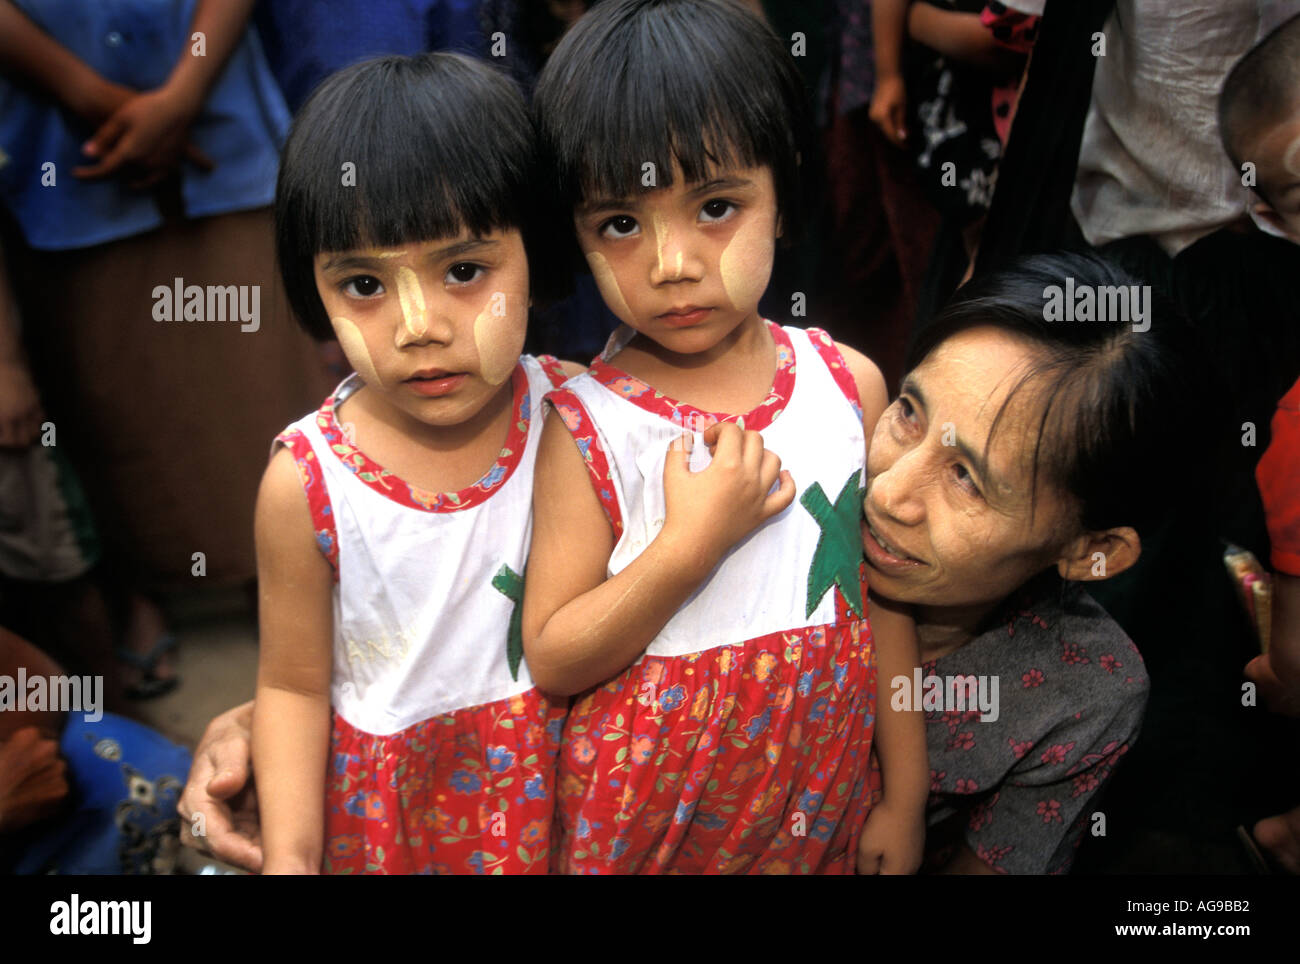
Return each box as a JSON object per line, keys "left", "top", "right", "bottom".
{"left": 782, "top": 325, "right": 887, "bottom": 423}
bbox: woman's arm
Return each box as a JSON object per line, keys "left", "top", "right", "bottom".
{"left": 251, "top": 448, "right": 334, "bottom": 875}
{"left": 521, "top": 414, "right": 794, "bottom": 696}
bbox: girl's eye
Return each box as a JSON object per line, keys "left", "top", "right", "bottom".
{"left": 446, "top": 262, "right": 483, "bottom": 284}
{"left": 599, "top": 215, "right": 639, "bottom": 240}
{"left": 699, "top": 199, "right": 736, "bottom": 223}
{"left": 343, "top": 275, "right": 383, "bottom": 298}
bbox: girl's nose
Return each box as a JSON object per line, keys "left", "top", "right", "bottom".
{"left": 648, "top": 213, "right": 703, "bottom": 286}
{"left": 393, "top": 274, "right": 453, "bottom": 348}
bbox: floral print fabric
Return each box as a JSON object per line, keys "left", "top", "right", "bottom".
{"left": 325, "top": 690, "right": 567, "bottom": 874}
{"left": 922, "top": 574, "right": 1148, "bottom": 874}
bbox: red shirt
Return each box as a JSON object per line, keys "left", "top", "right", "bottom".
{"left": 1258, "top": 377, "right": 1300, "bottom": 576}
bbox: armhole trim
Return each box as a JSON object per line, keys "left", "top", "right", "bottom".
{"left": 536, "top": 354, "right": 570, "bottom": 389}
{"left": 544, "top": 388, "right": 624, "bottom": 538}
{"left": 275, "top": 428, "right": 340, "bottom": 582}
{"left": 805, "top": 327, "right": 863, "bottom": 419}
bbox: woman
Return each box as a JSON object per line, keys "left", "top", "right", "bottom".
{"left": 177, "top": 252, "right": 1203, "bottom": 874}
{"left": 868, "top": 251, "right": 1204, "bottom": 872}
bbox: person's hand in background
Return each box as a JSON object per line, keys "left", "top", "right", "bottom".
{"left": 73, "top": 86, "right": 214, "bottom": 188}
{"left": 0, "top": 726, "right": 69, "bottom": 834}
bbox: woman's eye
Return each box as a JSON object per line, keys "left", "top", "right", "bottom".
{"left": 343, "top": 275, "right": 383, "bottom": 298}
{"left": 954, "top": 463, "right": 983, "bottom": 498}
{"left": 599, "top": 215, "right": 639, "bottom": 240}
{"left": 446, "top": 262, "right": 483, "bottom": 285}
{"left": 700, "top": 199, "right": 736, "bottom": 222}
{"left": 895, "top": 396, "right": 919, "bottom": 425}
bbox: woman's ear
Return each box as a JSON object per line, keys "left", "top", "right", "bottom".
{"left": 1057, "top": 527, "right": 1141, "bottom": 582}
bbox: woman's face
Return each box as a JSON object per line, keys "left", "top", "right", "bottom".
{"left": 862, "top": 327, "right": 1082, "bottom": 609}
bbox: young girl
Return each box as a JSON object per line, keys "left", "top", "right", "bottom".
{"left": 523, "top": 0, "right": 928, "bottom": 874}
{"left": 252, "top": 53, "right": 581, "bottom": 874}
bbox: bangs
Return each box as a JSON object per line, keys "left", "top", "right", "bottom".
{"left": 276, "top": 53, "right": 540, "bottom": 337}
{"left": 535, "top": 0, "right": 806, "bottom": 215}
{"left": 281, "top": 55, "right": 533, "bottom": 253}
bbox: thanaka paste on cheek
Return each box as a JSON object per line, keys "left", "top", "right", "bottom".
{"left": 719, "top": 215, "right": 775, "bottom": 311}
{"left": 586, "top": 251, "right": 634, "bottom": 322}
{"left": 333, "top": 316, "right": 384, "bottom": 387}
{"left": 473, "top": 291, "right": 522, "bottom": 386}
{"left": 395, "top": 266, "right": 427, "bottom": 337}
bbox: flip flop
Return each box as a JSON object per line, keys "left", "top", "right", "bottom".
{"left": 116, "top": 632, "right": 181, "bottom": 700}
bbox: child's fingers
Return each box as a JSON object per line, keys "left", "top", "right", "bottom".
{"left": 740, "top": 428, "right": 766, "bottom": 472}
{"left": 704, "top": 421, "right": 743, "bottom": 463}
{"left": 758, "top": 446, "right": 783, "bottom": 494}
{"left": 761, "top": 469, "right": 795, "bottom": 520}
{"left": 662, "top": 432, "right": 694, "bottom": 482}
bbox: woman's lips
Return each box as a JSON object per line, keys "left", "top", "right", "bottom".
{"left": 657, "top": 307, "right": 712, "bottom": 328}
{"left": 405, "top": 372, "right": 467, "bottom": 397}
{"left": 861, "top": 514, "right": 924, "bottom": 572}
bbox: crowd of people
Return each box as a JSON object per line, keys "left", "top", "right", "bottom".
{"left": 0, "top": 0, "right": 1297, "bottom": 877}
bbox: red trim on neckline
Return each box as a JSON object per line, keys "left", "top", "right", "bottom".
{"left": 316, "top": 362, "right": 531, "bottom": 513}
{"left": 587, "top": 321, "right": 797, "bottom": 432}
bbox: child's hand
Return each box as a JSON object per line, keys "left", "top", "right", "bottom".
{"left": 661, "top": 421, "right": 794, "bottom": 568}
{"left": 857, "top": 797, "right": 926, "bottom": 874}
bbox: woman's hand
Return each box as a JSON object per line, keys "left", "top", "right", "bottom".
{"left": 177, "top": 700, "right": 263, "bottom": 872}
{"left": 857, "top": 797, "right": 926, "bottom": 874}
{"left": 73, "top": 86, "right": 214, "bottom": 188}
{"left": 869, "top": 73, "right": 908, "bottom": 148}
{"left": 661, "top": 421, "right": 795, "bottom": 568}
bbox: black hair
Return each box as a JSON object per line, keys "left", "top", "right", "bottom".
{"left": 275, "top": 52, "right": 548, "bottom": 340}
{"left": 906, "top": 252, "right": 1209, "bottom": 537}
{"left": 532, "top": 0, "right": 811, "bottom": 245}
{"left": 1219, "top": 11, "right": 1300, "bottom": 191}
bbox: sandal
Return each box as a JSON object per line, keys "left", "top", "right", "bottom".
{"left": 116, "top": 633, "right": 181, "bottom": 700}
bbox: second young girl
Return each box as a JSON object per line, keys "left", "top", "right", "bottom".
{"left": 252, "top": 53, "right": 580, "bottom": 874}
{"left": 524, "top": 0, "right": 928, "bottom": 874}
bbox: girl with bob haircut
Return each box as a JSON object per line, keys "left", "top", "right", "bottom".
{"left": 524, "top": 0, "right": 928, "bottom": 874}
{"left": 253, "top": 52, "right": 582, "bottom": 874}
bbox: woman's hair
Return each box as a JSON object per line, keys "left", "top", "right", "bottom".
{"left": 275, "top": 53, "right": 547, "bottom": 340}
{"left": 532, "top": 0, "right": 811, "bottom": 242}
{"left": 906, "top": 251, "right": 1211, "bottom": 537}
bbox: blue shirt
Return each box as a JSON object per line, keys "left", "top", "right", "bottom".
{"left": 253, "top": 0, "right": 486, "bottom": 113}
{"left": 0, "top": 0, "right": 290, "bottom": 250}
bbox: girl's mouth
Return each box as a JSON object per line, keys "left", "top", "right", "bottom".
{"left": 405, "top": 371, "right": 467, "bottom": 397}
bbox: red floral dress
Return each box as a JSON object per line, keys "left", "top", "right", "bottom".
{"left": 546, "top": 324, "right": 882, "bottom": 873}
{"left": 275, "top": 355, "right": 571, "bottom": 873}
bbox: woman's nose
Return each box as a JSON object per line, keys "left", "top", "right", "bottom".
{"left": 868, "top": 451, "right": 926, "bottom": 525}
